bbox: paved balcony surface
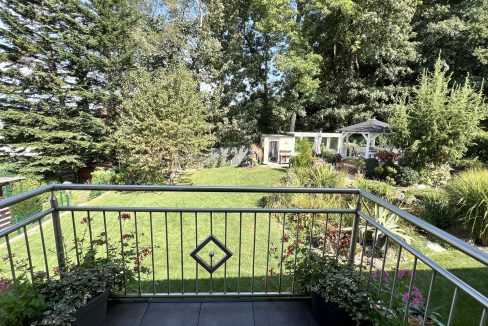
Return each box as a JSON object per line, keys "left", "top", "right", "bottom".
{"left": 103, "top": 300, "right": 319, "bottom": 326}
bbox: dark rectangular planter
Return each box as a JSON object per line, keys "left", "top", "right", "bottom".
{"left": 73, "top": 289, "right": 109, "bottom": 326}
{"left": 311, "top": 292, "right": 356, "bottom": 326}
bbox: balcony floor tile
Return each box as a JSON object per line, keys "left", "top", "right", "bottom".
{"left": 102, "top": 300, "right": 318, "bottom": 326}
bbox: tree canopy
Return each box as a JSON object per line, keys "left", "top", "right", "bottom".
{"left": 1, "top": 0, "right": 487, "bottom": 179}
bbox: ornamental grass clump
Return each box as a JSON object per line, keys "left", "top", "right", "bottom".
{"left": 446, "top": 169, "right": 488, "bottom": 245}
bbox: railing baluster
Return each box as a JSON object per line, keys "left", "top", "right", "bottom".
{"left": 323, "top": 213, "right": 329, "bottom": 256}
{"left": 5, "top": 234, "right": 18, "bottom": 296}
{"left": 195, "top": 212, "right": 198, "bottom": 294}
{"left": 403, "top": 257, "right": 418, "bottom": 321}
{"left": 150, "top": 212, "right": 155, "bottom": 295}
{"left": 238, "top": 212, "right": 242, "bottom": 294}
{"left": 134, "top": 212, "right": 141, "bottom": 296}
{"left": 87, "top": 211, "right": 93, "bottom": 251}
{"left": 378, "top": 237, "right": 389, "bottom": 297}
{"left": 480, "top": 308, "right": 487, "bottom": 326}
{"left": 336, "top": 213, "right": 343, "bottom": 262}
{"left": 180, "top": 211, "right": 184, "bottom": 294}
{"left": 118, "top": 211, "right": 127, "bottom": 295}
{"left": 447, "top": 287, "right": 459, "bottom": 326}
{"left": 23, "top": 226, "right": 34, "bottom": 282}
{"left": 265, "top": 212, "right": 271, "bottom": 293}
{"left": 279, "top": 213, "right": 286, "bottom": 293}
{"left": 251, "top": 212, "right": 257, "bottom": 293}
{"left": 165, "top": 212, "right": 170, "bottom": 294}
{"left": 308, "top": 213, "right": 315, "bottom": 261}
{"left": 224, "top": 212, "right": 228, "bottom": 293}
{"left": 103, "top": 211, "right": 109, "bottom": 259}
{"left": 38, "top": 219, "right": 49, "bottom": 279}
{"left": 71, "top": 211, "right": 80, "bottom": 265}
{"left": 359, "top": 222, "right": 368, "bottom": 273}
{"left": 389, "top": 246, "right": 403, "bottom": 309}
{"left": 292, "top": 213, "right": 300, "bottom": 293}
{"left": 367, "top": 227, "right": 379, "bottom": 290}
{"left": 422, "top": 270, "right": 436, "bottom": 326}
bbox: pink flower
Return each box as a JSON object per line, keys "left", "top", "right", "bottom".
{"left": 0, "top": 278, "right": 10, "bottom": 292}
{"left": 403, "top": 286, "right": 423, "bottom": 307}
{"left": 396, "top": 269, "right": 410, "bottom": 279}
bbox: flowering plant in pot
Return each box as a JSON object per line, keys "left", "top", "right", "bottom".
{"left": 35, "top": 212, "right": 151, "bottom": 326}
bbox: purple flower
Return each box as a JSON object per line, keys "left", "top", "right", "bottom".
{"left": 0, "top": 278, "right": 10, "bottom": 292}
{"left": 403, "top": 286, "right": 423, "bottom": 307}
{"left": 371, "top": 271, "right": 378, "bottom": 279}
{"left": 396, "top": 269, "right": 410, "bottom": 279}
{"left": 382, "top": 271, "right": 391, "bottom": 284}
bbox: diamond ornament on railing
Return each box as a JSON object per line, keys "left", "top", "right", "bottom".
{"left": 190, "top": 234, "right": 232, "bottom": 274}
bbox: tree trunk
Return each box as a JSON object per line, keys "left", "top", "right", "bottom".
{"left": 289, "top": 112, "right": 297, "bottom": 132}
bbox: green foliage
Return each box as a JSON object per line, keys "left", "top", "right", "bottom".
{"left": 0, "top": 0, "right": 139, "bottom": 177}
{"left": 466, "top": 131, "right": 488, "bottom": 164}
{"left": 240, "top": 144, "right": 264, "bottom": 168}
{"left": 89, "top": 170, "right": 119, "bottom": 199}
{"left": 394, "top": 166, "right": 420, "bottom": 187}
{"left": 10, "top": 180, "right": 46, "bottom": 222}
{"left": 0, "top": 164, "right": 16, "bottom": 177}
{"left": 451, "top": 158, "right": 486, "bottom": 171}
{"left": 0, "top": 276, "right": 45, "bottom": 326}
{"left": 446, "top": 169, "right": 488, "bottom": 245}
{"left": 290, "top": 139, "right": 314, "bottom": 168}
{"left": 391, "top": 58, "right": 487, "bottom": 168}
{"left": 295, "top": 254, "right": 374, "bottom": 323}
{"left": 419, "top": 165, "right": 451, "bottom": 188}
{"left": 355, "top": 179, "right": 396, "bottom": 203}
{"left": 115, "top": 65, "right": 214, "bottom": 184}
{"left": 417, "top": 189, "right": 454, "bottom": 229}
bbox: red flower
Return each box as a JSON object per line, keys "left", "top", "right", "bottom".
{"left": 282, "top": 235, "right": 289, "bottom": 243}
{"left": 80, "top": 216, "right": 93, "bottom": 224}
{"left": 286, "top": 246, "right": 294, "bottom": 256}
{"left": 119, "top": 213, "right": 131, "bottom": 221}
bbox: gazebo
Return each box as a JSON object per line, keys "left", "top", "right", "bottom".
{"left": 337, "top": 118, "right": 392, "bottom": 158}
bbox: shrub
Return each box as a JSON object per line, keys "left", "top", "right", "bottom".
{"left": 90, "top": 170, "right": 118, "bottom": 199}
{"left": 466, "top": 131, "right": 488, "bottom": 163}
{"left": 451, "top": 158, "right": 485, "bottom": 171}
{"left": 395, "top": 166, "right": 420, "bottom": 186}
{"left": 376, "top": 150, "right": 396, "bottom": 164}
{"left": 356, "top": 179, "right": 396, "bottom": 202}
{"left": 446, "top": 169, "right": 488, "bottom": 245}
{"left": 10, "top": 179, "right": 46, "bottom": 222}
{"left": 294, "top": 163, "right": 347, "bottom": 188}
{"left": 0, "top": 275, "right": 45, "bottom": 326}
{"left": 0, "top": 163, "right": 16, "bottom": 177}
{"left": 419, "top": 165, "right": 451, "bottom": 187}
{"left": 290, "top": 139, "right": 314, "bottom": 168}
{"left": 417, "top": 189, "right": 453, "bottom": 229}
{"left": 240, "top": 144, "right": 263, "bottom": 168}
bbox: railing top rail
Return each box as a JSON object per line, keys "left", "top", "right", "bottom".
{"left": 58, "top": 206, "right": 356, "bottom": 214}
{"left": 0, "top": 184, "right": 360, "bottom": 209}
{"left": 358, "top": 211, "right": 488, "bottom": 309}
{"left": 51, "top": 184, "right": 361, "bottom": 194}
{"left": 359, "top": 190, "right": 488, "bottom": 266}
{"left": 0, "top": 184, "right": 52, "bottom": 209}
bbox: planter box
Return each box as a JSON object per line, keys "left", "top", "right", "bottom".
{"left": 73, "top": 289, "right": 109, "bottom": 326}
{"left": 311, "top": 292, "right": 356, "bottom": 326}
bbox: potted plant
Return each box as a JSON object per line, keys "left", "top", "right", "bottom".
{"left": 35, "top": 213, "right": 150, "bottom": 326}
{"left": 34, "top": 248, "right": 126, "bottom": 326}
{"left": 294, "top": 253, "right": 374, "bottom": 325}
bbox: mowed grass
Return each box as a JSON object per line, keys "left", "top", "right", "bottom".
{"left": 1, "top": 166, "right": 487, "bottom": 324}
{"left": 1, "top": 166, "right": 290, "bottom": 295}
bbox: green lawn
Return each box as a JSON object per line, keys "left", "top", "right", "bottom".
{"left": 1, "top": 166, "right": 487, "bottom": 325}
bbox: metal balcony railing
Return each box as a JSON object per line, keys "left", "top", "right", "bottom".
{"left": 0, "top": 185, "right": 487, "bottom": 325}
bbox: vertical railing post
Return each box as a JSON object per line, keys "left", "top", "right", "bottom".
{"left": 348, "top": 193, "right": 361, "bottom": 266}
{"left": 51, "top": 193, "right": 66, "bottom": 272}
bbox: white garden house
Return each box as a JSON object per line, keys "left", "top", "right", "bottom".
{"left": 261, "top": 118, "right": 393, "bottom": 165}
